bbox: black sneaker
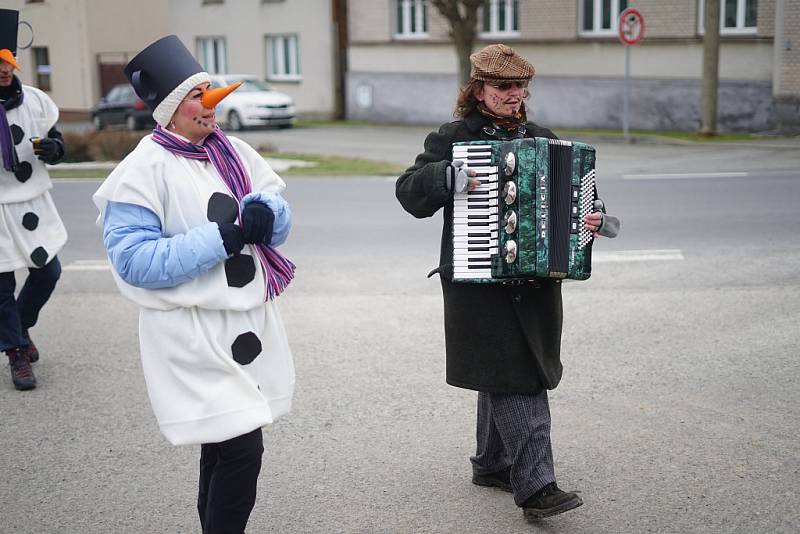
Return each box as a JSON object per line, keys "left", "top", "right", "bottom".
{"left": 6, "top": 347, "right": 37, "bottom": 390}
{"left": 26, "top": 337, "right": 39, "bottom": 363}
{"left": 472, "top": 466, "right": 512, "bottom": 492}
{"left": 521, "top": 482, "right": 582, "bottom": 520}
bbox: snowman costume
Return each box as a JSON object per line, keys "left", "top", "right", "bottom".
{"left": 93, "top": 35, "right": 295, "bottom": 447}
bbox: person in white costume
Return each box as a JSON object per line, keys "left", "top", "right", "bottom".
{"left": 1, "top": 8, "right": 67, "bottom": 391}
{"left": 92, "top": 35, "right": 296, "bottom": 534}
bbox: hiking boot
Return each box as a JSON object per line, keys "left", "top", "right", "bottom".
{"left": 25, "top": 337, "right": 39, "bottom": 363}
{"left": 472, "top": 466, "right": 512, "bottom": 492}
{"left": 6, "top": 347, "right": 37, "bottom": 390}
{"left": 521, "top": 482, "right": 582, "bottom": 520}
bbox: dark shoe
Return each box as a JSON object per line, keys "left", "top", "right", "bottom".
{"left": 472, "top": 466, "right": 512, "bottom": 492}
{"left": 521, "top": 482, "right": 582, "bottom": 520}
{"left": 26, "top": 338, "right": 39, "bottom": 363}
{"left": 6, "top": 347, "right": 37, "bottom": 390}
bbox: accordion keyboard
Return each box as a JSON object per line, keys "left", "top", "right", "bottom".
{"left": 451, "top": 144, "right": 499, "bottom": 279}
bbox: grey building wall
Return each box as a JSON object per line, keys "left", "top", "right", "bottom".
{"left": 347, "top": 72, "right": 774, "bottom": 132}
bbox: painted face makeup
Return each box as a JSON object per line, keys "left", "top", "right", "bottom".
{"left": 169, "top": 83, "right": 217, "bottom": 143}
{"left": 476, "top": 81, "right": 527, "bottom": 118}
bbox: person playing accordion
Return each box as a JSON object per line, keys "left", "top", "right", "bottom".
{"left": 396, "top": 43, "right": 619, "bottom": 521}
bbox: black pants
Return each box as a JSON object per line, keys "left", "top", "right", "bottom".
{"left": 0, "top": 257, "right": 61, "bottom": 352}
{"left": 198, "top": 427, "right": 264, "bottom": 534}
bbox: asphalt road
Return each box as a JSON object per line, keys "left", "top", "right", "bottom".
{"left": 1, "top": 129, "right": 799, "bottom": 533}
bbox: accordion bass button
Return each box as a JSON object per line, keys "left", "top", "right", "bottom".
{"left": 502, "top": 210, "right": 518, "bottom": 233}
{"left": 504, "top": 152, "right": 516, "bottom": 176}
{"left": 503, "top": 181, "right": 517, "bottom": 204}
{"left": 504, "top": 240, "right": 517, "bottom": 263}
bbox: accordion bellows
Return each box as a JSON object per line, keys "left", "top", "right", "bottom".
{"left": 451, "top": 138, "right": 597, "bottom": 283}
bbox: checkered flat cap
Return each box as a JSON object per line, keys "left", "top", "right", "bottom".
{"left": 470, "top": 44, "right": 534, "bottom": 82}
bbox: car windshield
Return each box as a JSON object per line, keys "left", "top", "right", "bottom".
{"left": 213, "top": 78, "right": 273, "bottom": 93}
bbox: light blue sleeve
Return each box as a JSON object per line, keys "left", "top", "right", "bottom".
{"left": 240, "top": 191, "right": 291, "bottom": 247}
{"left": 103, "top": 201, "right": 229, "bottom": 289}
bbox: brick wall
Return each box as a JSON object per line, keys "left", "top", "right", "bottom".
{"left": 349, "top": 0, "right": 391, "bottom": 42}
{"left": 628, "top": 0, "right": 698, "bottom": 39}
{"left": 777, "top": 0, "right": 800, "bottom": 96}
{"left": 519, "top": 0, "right": 577, "bottom": 40}
{"left": 757, "top": 0, "right": 775, "bottom": 37}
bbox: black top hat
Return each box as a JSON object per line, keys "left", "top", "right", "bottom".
{"left": 124, "top": 35, "right": 205, "bottom": 113}
{"left": 0, "top": 9, "right": 19, "bottom": 54}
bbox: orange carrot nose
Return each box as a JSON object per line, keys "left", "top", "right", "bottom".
{"left": 201, "top": 81, "right": 242, "bottom": 109}
{"left": 0, "top": 49, "right": 20, "bottom": 71}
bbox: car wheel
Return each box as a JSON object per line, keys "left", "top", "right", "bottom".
{"left": 228, "top": 111, "right": 243, "bottom": 131}
{"left": 92, "top": 115, "right": 104, "bottom": 130}
{"left": 125, "top": 115, "right": 138, "bottom": 131}
{"left": 278, "top": 123, "right": 293, "bottom": 129}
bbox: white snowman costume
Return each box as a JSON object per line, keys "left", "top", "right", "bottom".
{"left": 0, "top": 84, "right": 67, "bottom": 272}
{"left": 93, "top": 134, "right": 295, "bottom": 446}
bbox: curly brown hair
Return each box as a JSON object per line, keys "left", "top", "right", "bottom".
{"left": 453, "top": 79, "right": 530, "bottom": 119}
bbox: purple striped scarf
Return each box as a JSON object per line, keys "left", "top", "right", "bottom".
{"left": 152, "top": 125, "right": 295, "bottom": 300}
{"left": 0, "top": 102, "right": 20, "bottom": 172}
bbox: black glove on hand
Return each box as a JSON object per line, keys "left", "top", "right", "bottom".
{"left": 33, "top": 137, "right": 64, "bottom": 164}
{"left": 241, "top": 202, "right": 275, "bottom": 245}
{"left": 218, "top": 222, "right": 244, "bottom": 256}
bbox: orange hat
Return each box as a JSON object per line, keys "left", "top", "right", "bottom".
{"left": 0, "top": 49, "right": 20, "bottom": 71}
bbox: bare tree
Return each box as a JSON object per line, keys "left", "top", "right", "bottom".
{"left": 430, "top": 0, "right": 485, "bottom": 86}
{"left": 700, "top": 0, "right": 721, "bottom": 136}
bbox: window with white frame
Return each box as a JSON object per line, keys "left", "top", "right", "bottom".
{"left": 579, "top": 0, "right": 628, "bottom": 35}
{"left": 196, "top": 37, "right": 227, "bottom": 74}
{"left": 266, "top": 35, "right": 301, "bottom": 81}
{"left": 394, "top": 0, "right": 427, "bottom": 38}
{"left": 480, "top": 0, "right": 520, "bottom": 36}
{"left": 698, "top": 0, "right": 757, "bottom": 34}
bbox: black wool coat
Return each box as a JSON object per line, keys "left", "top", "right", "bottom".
{"left": 395, "top": 111, "right": 564, "bottom": 395}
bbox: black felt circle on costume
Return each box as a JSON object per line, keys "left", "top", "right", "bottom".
{"left": 231, "top": 331, "right": 262, "bottom": 365}
{"left": 224, "top": 253, "right": 256, "bottom": 288}
{"left": 207, "top": 192, "right": 239, "bottom": 224}
{"left": 15, "top": 161, "right": 33, "bottom": 183}
{"left": 22, "top": 212, "right": 39, "bottom": 231}
{"left": 30, "top": 247, "right": 48, "bottom": 267}
{"left": 10, "top": 124, "right": 24, "bottom": 145}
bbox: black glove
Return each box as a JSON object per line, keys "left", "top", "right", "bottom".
{"left": 33, "top": 137, "right": 64, "bottom": 164}
{"left": 218, "top": 222, "right": 244, "bottom": 256}
{"left": 241, "top": 202, "right": 275, "bottom": 245}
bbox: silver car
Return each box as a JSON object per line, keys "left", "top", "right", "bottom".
{"left": 208, "top": 75, "right": 296, "bottom": 131}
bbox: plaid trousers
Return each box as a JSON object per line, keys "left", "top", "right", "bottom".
{"left": 470, "top": 390, "right": 556, "bottom": 505}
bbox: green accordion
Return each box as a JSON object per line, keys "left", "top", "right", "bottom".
{"left": 451, "top": 138, "right": 597, "bottom": 283}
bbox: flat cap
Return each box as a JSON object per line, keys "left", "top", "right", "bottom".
{"left": 469, "top": 44, "right": 534, "bottom": 82}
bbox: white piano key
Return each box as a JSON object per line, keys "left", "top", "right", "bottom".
{"left": 454, "top": 271, "right": 492, "bottom": 280}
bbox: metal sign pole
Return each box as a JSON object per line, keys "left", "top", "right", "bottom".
{"left": 624, "top": 44, "right": 630, "bottom": 141}
{"left": 618, "top": 8, "right": 644, "bottom": 143}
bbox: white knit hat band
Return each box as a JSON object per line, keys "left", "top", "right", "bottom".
{"left": 152, "top": 71, "right": 211, "bottom": 127}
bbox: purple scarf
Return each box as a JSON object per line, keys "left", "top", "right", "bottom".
{"left": 0, "top": 90, "right": 21, "bottom": 172}
{"left": 152, "top": 125, "right": 295, "bottom": 300}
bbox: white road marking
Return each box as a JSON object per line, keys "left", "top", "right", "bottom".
{"left": 593, "top": 249, "right": 684, "bottom": 262}
{"left": 623, "top": 171, "right": 748, "bottom": 180}
{"left": 63, "top": 250, "right": 684, "bottom": 272}
{"left": 63, "top": 260, "right": 110, "bottom": 271}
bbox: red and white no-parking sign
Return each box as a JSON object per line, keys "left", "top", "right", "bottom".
{"left": 619, "top": 8, "right": 645, "bottom": 45}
